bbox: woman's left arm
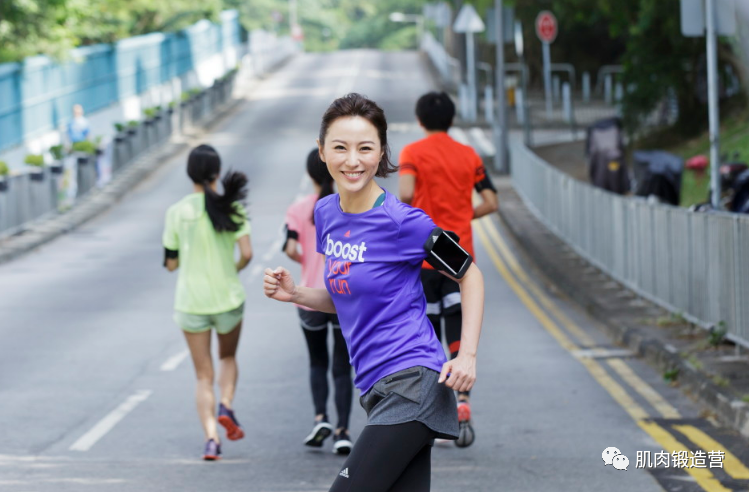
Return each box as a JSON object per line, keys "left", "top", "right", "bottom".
{"left": 437, "top": 263, "right": 484, "bottom": 393}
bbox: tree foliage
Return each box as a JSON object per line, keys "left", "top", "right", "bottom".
{"left": 0, "top": 0, "right": 223, "bottom": 63}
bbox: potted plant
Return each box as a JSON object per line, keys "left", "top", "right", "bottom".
{"left": 49, "top": 144, "right": 65, "bottom": 174}
{"left": 0, "top": 160, "right": 9, "bottom": 191}
{"left": 25, "top": 153, "right": 46, "bottom": 181}
{"left": 72, "top": 140, "right": 97, "bottom": 165}
{"left": 114, "top": 122, "right": 127, "bottom": 142}
{"left": 126, "top": 120, "right": 139, "bottom": 136}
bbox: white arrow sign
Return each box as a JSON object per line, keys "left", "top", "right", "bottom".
{"left": 453, "top": 4, "right": 486, "bottom": 33}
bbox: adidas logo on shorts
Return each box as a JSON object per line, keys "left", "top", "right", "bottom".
{"left": 339, "top": 467, "right": 349, "bottom": 479}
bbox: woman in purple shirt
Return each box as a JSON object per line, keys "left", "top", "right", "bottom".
{"left": 264, "top": 93, "right": 485, "bottom": 491}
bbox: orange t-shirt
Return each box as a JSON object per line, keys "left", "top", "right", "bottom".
{"left": 398, "top": 132, "right": 486, "bottom": 269}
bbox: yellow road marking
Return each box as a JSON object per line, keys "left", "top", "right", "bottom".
{"left": 674, "top": 425, "right": 749, "bottom": 479}
{"left": 473, "top": 221, "right": 577, "bottom": 352}
{"left": 479, "top": 215, "right": 683, "bottom": 421}
{"left": 639, "top": 421, "right": 732, "bottom": 491}
{"left": 606, "top": 359, "right": 682, "bottom": 420}
{"left": 478, "top": 216, "right": 596, "bottom": 347}
{"left": 473, "top": 218, "right": 731, "bottom": 491}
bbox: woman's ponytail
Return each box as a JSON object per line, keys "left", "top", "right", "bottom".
{"left": 187, "top": 145, "right": 248, "bottom": 232}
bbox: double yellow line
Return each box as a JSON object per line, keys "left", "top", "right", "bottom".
{"left": 473, "top": 215, "right": 749, "bottom": 491}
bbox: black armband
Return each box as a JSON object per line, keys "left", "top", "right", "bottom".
{"left": 282, "top": 225, "right": 299, "bottom": 252}
{"left": 474, "top": 173, "right": 497, "bottom": 193}
{"left": 423, "top": 227, "right": 473, "bottom": 279}
{"left": 163, "top": 248, "right": 178, "bottom": 267}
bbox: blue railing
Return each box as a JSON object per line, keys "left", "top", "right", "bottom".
{"left": 0, "top": 10, "right": 241, "bottom": 152}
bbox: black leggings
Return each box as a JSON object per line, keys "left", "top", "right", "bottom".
{"left": 302, "top": 326, "right": 352, "bottom": 430}
{"left": 329, "top": 422, "right": 435, "bottom": 492}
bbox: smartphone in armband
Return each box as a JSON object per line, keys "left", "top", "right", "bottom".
{"left": 423, "top": 227, "right": 473, "bottom": 279}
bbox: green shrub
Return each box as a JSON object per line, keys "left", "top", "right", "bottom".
{"left": 127, "top": 120, "right": 139, "bottom": 127}
{"left": 188, "top": 87, "right": 202, "bottom": 97}
{"left": 144, "top": 107, "right": 157, "bottom": 118}
{"left": 181, "top": 92, "right": 191, "bottom": 102}
{"left": 0, "top": 161, "right": 9, "bottom": 176}
{"left": 24, "top": 154, "right": 45, "bottom": 167}
{"left": 49, "top": 144, "right": 65, "bottom": 160}
{"left": 114, "top": 122, "right": 126, "bottom": 132}
{"left": 168, "top": 101, "right": 176, "bottom": 109}
{"left": 72, "top": 140, "right": 97, "bottom": 155}
{"left": 709, "top": 322, "right": 728, "bottom": 347}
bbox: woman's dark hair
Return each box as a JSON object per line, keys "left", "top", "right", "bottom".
{"left": 306, "top": 148, "right": 334, "bottom": 223}
{"left": 186, "top": 144, "right": 248, "bottom": 232}
{"left": 318, "top": 93, "right": 397, "bottom": 177}
{"left": 415, "top": 91, "right": 455, "bottom": 131}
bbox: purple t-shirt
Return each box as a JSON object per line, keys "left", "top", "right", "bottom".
{"left": 314, "top": 190, "right": 448, "bottom": 393}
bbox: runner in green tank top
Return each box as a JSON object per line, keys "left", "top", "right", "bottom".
{"left": 163, "top": 144, "right": 253, "bottom": 460}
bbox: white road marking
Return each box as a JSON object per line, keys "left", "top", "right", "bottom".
{"left": 449, "top": 127, "right": 469, "bottom": 145}
{"left": 69, "top": 390, "right": 152, "bottom": 452}
{"left": 469, "top": 127, "right": 496, "bottom": 156}
{"left": 160, "top": 350, "right": 189, "bottom": 371}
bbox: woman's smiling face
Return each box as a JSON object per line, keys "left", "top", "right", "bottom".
{"left": 318, "top": 116, "right": 383, "bottom": 196}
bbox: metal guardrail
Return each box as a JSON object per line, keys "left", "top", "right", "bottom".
{"left": 0, "top": 72, "right": 238, "bottom": 240}
{"left": 511, "top": 139, "right": 749, "bottom": 348}
{"left": 421, "top": 32, "right": 461, "bottom": 91}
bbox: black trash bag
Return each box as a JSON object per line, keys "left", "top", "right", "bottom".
{"left": 633, "top": 150, "right": 683, "bottom": 206}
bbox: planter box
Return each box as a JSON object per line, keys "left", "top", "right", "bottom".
{"left": 49, "top": 162, "right": 63, "bottom": 174}
{"left": 29, "top": 169, "right": 45, "bottom": 182}
{"left": 0, "top": 177, "right": 7, "bottom": 192}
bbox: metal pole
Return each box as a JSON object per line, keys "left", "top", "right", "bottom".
{"left": 543, "top": 41, "right": 552, "bottom": 117}
{"left": 466, "top": 32, "right": 477, "bottom": 122}
{"left": 520, "top": 55, "right": 532, "bottom": 146}
{"left": 706, "top": 0, "right": 721, "bottom": 209}
{"left": 494, "top": 0, "right": 507, "bottom": 173}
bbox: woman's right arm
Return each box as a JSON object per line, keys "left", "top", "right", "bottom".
{"left": 263, "top": 267, "right": 336, "bottom": 313}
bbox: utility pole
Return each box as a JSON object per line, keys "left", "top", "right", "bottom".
{"left": 706, "top": 0, "right": 721, "bottom": 208}
{"left": 494, "top": 1, "right": 508, "bottom": 173}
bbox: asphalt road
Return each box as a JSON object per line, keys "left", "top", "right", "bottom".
{"left": 1, "top": 50, "right": 746, "bottom": 492}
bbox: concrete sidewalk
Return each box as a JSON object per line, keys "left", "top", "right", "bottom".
{"left": 494, "top": 176, "right": 749, "bottom": 438}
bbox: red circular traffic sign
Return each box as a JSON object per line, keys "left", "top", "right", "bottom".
{"left": 535, "top": 11, "right": 558, "bottom": 44}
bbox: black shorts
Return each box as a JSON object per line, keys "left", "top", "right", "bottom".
{"left": 297, "top": 308, "right": 340, "bottom": 331}
{"left": 420, "top": 269, "right": 461, "bottom": 316}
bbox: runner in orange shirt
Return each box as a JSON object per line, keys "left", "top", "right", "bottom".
{"left": 399, "top": 91, "right": 497, "bottom": 448}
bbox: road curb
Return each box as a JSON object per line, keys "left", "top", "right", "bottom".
{"left": 495, "top": 182, "right": 749, "bottom": 439}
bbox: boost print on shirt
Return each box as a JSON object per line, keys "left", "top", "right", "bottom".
{"left": 324, "top": 234, "right": 367, "bottom": 262}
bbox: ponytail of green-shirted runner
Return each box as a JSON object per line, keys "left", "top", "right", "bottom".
{"left": 187, "top": 144, "right": 248, "bottom": 232}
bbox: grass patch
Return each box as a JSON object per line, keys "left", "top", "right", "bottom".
{"left": 663, "top": 367, "right": 680, "bottom": 383}
{"left": 712, "top": 375, "right": 730, "bottom": 388}
{"left": 656, "top": 312, "right": 687, "bottom": 327}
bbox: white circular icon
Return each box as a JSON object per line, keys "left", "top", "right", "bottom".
{"left": 613, "top": 454, "right": 630, "bottom": 471}
{"left": 602, "top": 447, "right": 621, "bottom": 466}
